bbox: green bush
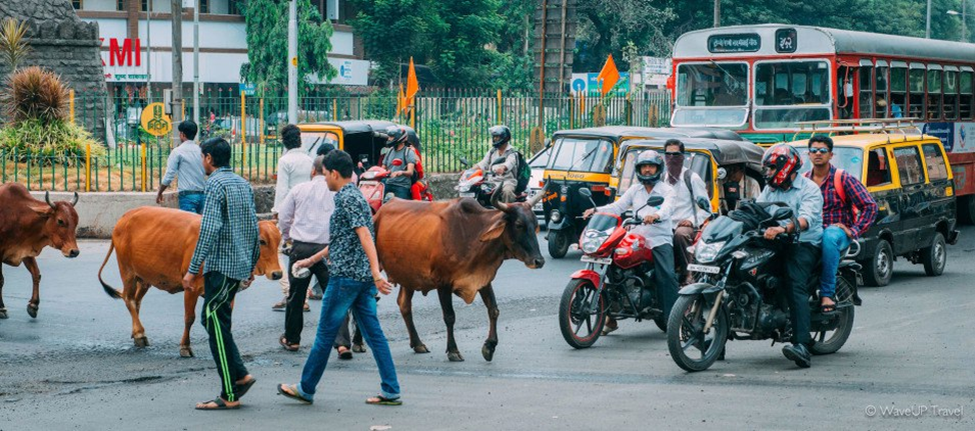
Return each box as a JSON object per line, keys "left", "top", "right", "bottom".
{"left": 0, "top": 119, "right": 105, "bottom": 161}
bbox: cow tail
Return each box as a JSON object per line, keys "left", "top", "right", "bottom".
{"left": 98, "top": 240, "right": 122, "bottom": 299}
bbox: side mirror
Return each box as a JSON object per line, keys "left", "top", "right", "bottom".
{"left": 459, "top": 157, "right": 470, "bottom": 167}
{"left": 771, "top": 206, "right": 794, "bottom": 221}
{"left": 646, "top": 196, "right": 664, "bottom": 207}
{"left": 717, "top": 167, "right": 727, "bottom": 180}
{"left": 578, "top": 188, "right": 592, "bottom": 198}
{"left": 696, "top": 197, "right": 711, "bottom": 211}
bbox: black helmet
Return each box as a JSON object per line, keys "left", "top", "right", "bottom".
{"left": 634, "top": 150, "right": 664, "bottom": 186}
{"left": 385, "top": 125, "right": 408, "bottom": 147}
{"left": 489, "top": 125, "right": 511, "bottom": 149}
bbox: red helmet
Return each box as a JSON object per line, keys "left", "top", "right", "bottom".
{"left": 762, "top": 144, "right": 802, "bottom": 189}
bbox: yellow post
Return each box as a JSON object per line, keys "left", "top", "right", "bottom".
{"left": 85, "top": 143, "right": 91, "bottom": 192}
{"left": 259, "top": 97, "right": 265, "bottom": 145}
{"left": 181, "top": 99, "right": 186, "bottom": 119}
{"left": 140, "top": 142, "right": 147, "bottom": 192}
{"left": 496, "top": 89, "right": 502, "bottom": 123}
{"left": 69, "top": 89, "right": 75, "bottom": 124}
{"left": 332, "top": 99, "right": 338, "bottom": 121}
{"left": 241, "top": 91, "right": 247, "bottom": 165}
{"left": 410, "top": 97, "right": 416, "bottom": 129}
{"left": 569, "top": 94, "right": 574, "bottom": 129}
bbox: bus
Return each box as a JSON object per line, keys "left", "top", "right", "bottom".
{"left": 669, "top": 24, "right": 975, "bottom": 223}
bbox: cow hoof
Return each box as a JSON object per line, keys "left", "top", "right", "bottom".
{"left": 352, "top": 343, "right": 366, "bottom": 353}
{"left": 26, "top": 303, "right": 38, "bottom": 319}
{"left": 482, "top": 344, "right": 496, "bottom": 362}
{"left": 413, "top": 344, "right": 430, "bottom": 354}
{"left": 447, "top": 351, "right": 465, "bottom": 362}
{"left": 134, "top": 336, "right": 150, "bottom": 348}
{"left": 0, "top": 308, "right": 7, "bottom": 319}
{"left": 179, "top": 347, "right": 194, "bottom": 358}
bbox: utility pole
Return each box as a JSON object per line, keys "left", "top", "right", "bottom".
{"left": 926, "top": 0, "right": 932, "bottom": 38}
{"left": 287, "top": 0, "right": 298, "bottom": 124}
{"left": 193, "top": 0, "right": 200, "bottom": 124}
{"left": 713, "top": 0, "right": 721, "bottom": 27}
{"left": 171, "top": 0, "right": 184, "bottom": 147}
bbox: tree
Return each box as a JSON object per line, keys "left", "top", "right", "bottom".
{"left": 574, "top": 0, "right": 674, "bottom": 72}
{"left": 239, "top": 0, "right": 336, "bottom": 95}
{"left": 348, "top": 0, "right": 445, "bottom": 86}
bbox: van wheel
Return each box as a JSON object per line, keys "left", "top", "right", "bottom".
{"left": 959, "top": 195, "right": 975, "bottom": 225}
{"left": 921, "top": 232, "right": 947, "bottom": 276}
{"left": 861, "top": 240, "right": 893, "bottom": 287}
{"left": 548, "top": 230, "right": 570, "bottom": 259}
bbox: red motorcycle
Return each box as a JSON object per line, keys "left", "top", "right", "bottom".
{"left": 357, "top": 165, "right": 433, "bottom": 214}
{"left": 558, "top": 188, "right": 667, "bottom": 349}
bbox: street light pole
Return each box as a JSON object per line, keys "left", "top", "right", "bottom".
{"left": 949, "top": 3, "right": 967, "bottom": 42}
{"left": 193, "top": 0, "right": 200, "bottom": 124}
{"left": 287, "top": 0, "right": 298, "bottom": 124}
{"left": 927, "top": 0, "right": 932, "bottom": 38}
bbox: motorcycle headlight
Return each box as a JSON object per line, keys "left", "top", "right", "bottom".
{"left": 457, "top": 184, "right": 471, "bottom": 192}
{"left": 550, "top": 210, "right": 562, "bottom": 223}
{"left": 694, "top": 241, "right": 726, "bottom": 264}
{"left": 581, "top": 232, "right": 609, "bottom": 254}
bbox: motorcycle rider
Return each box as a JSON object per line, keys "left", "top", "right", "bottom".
{"left": 584, "top": 150, "right": 679, "bottom": 334}
{"left": 662, "top": 139, "right": 711, "bottom": 285}
{"left": 757, "top": 144, "right": 824, "bottom": 368}
{"left": 475, "top": 125, "right": 518, "bottom": 203}
{"left": 381, "top": 125, "right": 417, "bottom": 201}
{"left": 804, "top": 136, "right": 877, "bottom": 315}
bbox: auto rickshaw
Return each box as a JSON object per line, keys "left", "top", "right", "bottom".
{"left": 295, "top": 120, "right": 420, "bottom": 168}
{"left": 542, "top": 126, "right": 745, "bottom": 258}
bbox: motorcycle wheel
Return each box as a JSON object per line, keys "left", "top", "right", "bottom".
{"left": 809, "top": 278, "right": 856, "bottom": 355}
{"left": 547, "top": 230, "right": 570, "bottom": 259}
{"left": 667, "top": 294, "right": 728, "bottom": 372}
{"left": 558, "top": 279, "right": 605, "bottom": 349}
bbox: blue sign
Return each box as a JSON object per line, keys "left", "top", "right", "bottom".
{"left": 238, "top": 83, "right": 256, "bottom": 96}
{"left": 571, "top": 78, "right": 586, "bottom": 93}
{"left": 923, "top": 122, "right": 954, "bottom": 151}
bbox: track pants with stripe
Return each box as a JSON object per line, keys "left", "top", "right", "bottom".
{"left": 202, "top": 272, "right": 248, "bottom": 402}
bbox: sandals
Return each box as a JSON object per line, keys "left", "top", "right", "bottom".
{"left": 366, "top": 395, "right": 402, "bottom": 406}
{"left": 234, "top": 377, "right": 257, "bottom": 399}
{"left": 277, "top": 384, "right": 313, "bottom": 404}
{"left": 195, "top": 397, "right": 240, "bottom": 410}
{"left": 279, "top": 335, "right": 300, "bottom": 352}
{"left": 820, "top": 298, "right": 837, "bottom": 315}
{"left": 337, "top": 346, "right": 353, "bottom": 360}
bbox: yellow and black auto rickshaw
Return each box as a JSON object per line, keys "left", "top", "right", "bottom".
{"left": 295, "top": 120, "right": 419, "bottom": 168}
{"left": 542, "top": 126, "right": 745, "bottom": 258}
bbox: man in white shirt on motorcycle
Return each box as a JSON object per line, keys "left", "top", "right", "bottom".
{"left": 662, "top": 139, "right": 711, "bottom": 285}
{"left": 584, "top": 150, "right": 679, "bottom": 334}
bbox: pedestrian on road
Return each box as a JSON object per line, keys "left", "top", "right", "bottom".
{"left": 277, "top": 154, "right": 354, "bottom": 357}
{"left": 273, "top": 124, "right": 314, "bottom": 311}
{"left": 157, "top": 120, "right": 206, "bottom": 214}
{"left": 277, "top": 150, "right": 402, "bottom": 406}
{"left": 182, "top": 137, "right": 259, "bottom": 410}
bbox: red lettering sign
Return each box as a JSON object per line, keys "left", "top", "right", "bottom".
{"left": 101, "top": 38, "right": 142, "bottom": 67}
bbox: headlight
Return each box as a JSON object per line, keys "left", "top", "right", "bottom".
{"left": 550, "top": 210, "right": 562, "bottom": 223}
{"left": 581, "top": 236, "right": 604, "bottom": 254}
{"left": 694, "top": 241, "right": 726, "bottom": 264}
{"left": 457, "top": 184, "right": 471, "bottom": 192}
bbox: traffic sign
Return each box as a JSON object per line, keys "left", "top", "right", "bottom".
{"left": 140, "top": 103, "right": 172, "bottom": 137}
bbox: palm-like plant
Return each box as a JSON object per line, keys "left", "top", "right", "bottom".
{"left": 1, "top": 66, "right": 69, "bottom": 126}
{"left": 0, "top": 17, "right": 31, "bottom": 73}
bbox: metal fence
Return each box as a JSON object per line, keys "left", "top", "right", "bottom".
{"left": 2, "top": 88, "right": 671, "bottom": 191}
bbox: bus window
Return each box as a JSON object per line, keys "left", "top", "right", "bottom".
{"left": 859, "top": 67, "right": 874, "bottom": 118}
{"left": 926, "top": 69, "right": 942, "bottom": 120}
{"left": 944, "top": 70, "right": 959, "bottom": 120}
{"left": 961, "top": 71, "right": 974, "bottom": 120}
{"left": 908, "top": 69, "right": 925, "bottom": 119}
{"left": 675, "top": 63, "right": 748, "bottom": 107}
{"left": 753, "top": 60, "right": 832, "bottom": 129}
{"left": 876, "top": 67, "right": 890, "bottom": 118}
{"left": 890, "top": 67, "right": 907, "bottom": 118}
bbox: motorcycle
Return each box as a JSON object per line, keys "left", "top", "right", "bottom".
{"left": 558, "top": 188, "right": 667, "bottom": 349}
{"left": 666, "top": 201, "right": 862, "bottom": 372}
{"left": 457, "top": 157, "right": 525, "bottom": 208}
{"left": 358, "top": 165, "right": 390, "bottom": 214}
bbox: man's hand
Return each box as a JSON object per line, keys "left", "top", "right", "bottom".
{"left": 492, "top": 165, "right": 506, "bottom": 176}
{"left": 373, "top": 272, "right": 394, "bottom": 295}
{"left": 155, "top": 192, "right": 164, "bottom": 205}
{"left": 643, "top": 214, "right": 660, "bottom": 224}
{"left": 678, "top": 219, "right": 693, "bottom": 228}
{"left": 294, "top": 258, "right": 314, "bottom": 270}
{"left": 182, "top": 272, "right": 201, "bottom": 295}
{"left": 240, "top": 275, "right": 255, "bottom": 291}
{"left": 835, "top": 223, "right": 854, "bottom": 239}
{"left": 764, "top": 226, "right": 787, "bottom": 240}
{"left": 583, "top": 208, "right": 595, "bottom": 219}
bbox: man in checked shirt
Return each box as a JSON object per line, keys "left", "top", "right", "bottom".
{"left": 182, "top": 138, "right": 260, "bottom": 410}
{"left": 804, "top": 136, "right": 878, "bottom": 315}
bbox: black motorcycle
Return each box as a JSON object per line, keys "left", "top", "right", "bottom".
{"left": 457, "top": 156, "right": 526, "bottom": 208}
{"left": 666, "top": 202, "right": 862, "bottom": 372}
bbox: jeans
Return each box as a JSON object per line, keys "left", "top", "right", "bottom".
{"left": 178, "top": 192, "right": 205, "bottom": 214}
{"left": 820, "top": 226, "right": 851, "bottom": 299}
{"left": 298, "top": 276, "right": 400, "bottom": 401}
{"left": 201, "top": 272, "right": 248, "bottom": 401}
{"left": 782, "top": 243, "right": 819, "bottom": 346}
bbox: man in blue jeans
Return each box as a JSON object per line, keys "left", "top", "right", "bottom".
{"left": 804, "top": 136, "right": 877, "bottom": 314}
{"left": 157, "top": 120, "right": 207, "bottom": 213}
{"left": 277, "top": 149, "right": 401, "bottom": 406}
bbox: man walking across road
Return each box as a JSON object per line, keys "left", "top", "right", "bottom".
{"left": 273, "top": 124, "right": 314, "bottom": 311}
{"left": 277, "top": 150, "right": 402, "bottom": 406}
{"left": 182, "top": 137, "right": 259, "bottom": 410}
{"left": 157, "top": 120, "right": 206, "bottom": 213}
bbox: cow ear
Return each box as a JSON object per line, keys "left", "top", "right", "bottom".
{"left": 478, "top": 219, "right": 507, "bottom": 242}
{"left": 30, "top": 205, "right": 54, "bottom": 217}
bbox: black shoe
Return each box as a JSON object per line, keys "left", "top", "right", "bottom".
{"left": 782, "top": 343, "right": 811, "bottom": 368}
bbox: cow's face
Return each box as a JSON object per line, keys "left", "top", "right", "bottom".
{"left": 480, "top": 200, "right": 545, "bottom": 269}
{"left": 254, "top": 221, "right": 284, "bottom": 280}
{"left": 35, "top": 194, "right": 80, "bottom": 258}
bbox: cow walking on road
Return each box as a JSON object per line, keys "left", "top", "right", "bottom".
{"left": 0, "top": 184, "right": 80, "bottom": 320}
{"left": 374, "top": 191, "right": 545, "bottom": 362}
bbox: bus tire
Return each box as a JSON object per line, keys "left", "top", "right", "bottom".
{"left": 958, "top": 195, "right": 975, "bottom": 225}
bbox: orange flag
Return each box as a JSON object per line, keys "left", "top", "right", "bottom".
{"left": 597, "top": 54, "right": 620, "bottom": 97}
{"left": 396, "top": 81, "right": 406, "bottom": 116}
{"left": 406, "top": 57, "right": 419, "bottom": 106}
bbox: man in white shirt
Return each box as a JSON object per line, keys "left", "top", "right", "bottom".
{"left": 273, "top": 124, "right": 314, "bottom": 310}
{"left": 662, "top": 139, "right": 711, "bottom": 285}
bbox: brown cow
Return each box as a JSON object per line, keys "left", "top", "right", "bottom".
{"left": 0, "top": 183, "right": 80, "bottom": 320}
{"left": 375, "top": 191, "right": 545, "bottom": 362}
{"left": 97, "top": 206, "right": 282, "bottom": 357}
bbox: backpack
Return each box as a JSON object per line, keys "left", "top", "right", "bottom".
{"left": 831, "top": 169, "right": 860, "bottom": 217}
{"left": 514, "top": 151, "right": 532, "bottom": 194}
{"left": 409, "top": 145, "right": 424, "bottom": 183}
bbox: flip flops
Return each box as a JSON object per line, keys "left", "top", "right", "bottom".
{"left": 277, "top": 384, "right": 313, "bottom": 404}
{"left": 366, "top": 395, "right": 403, "bottom": 406}
{"left": 234, "top": 377, "right": 257, "bottom": 399}
{"left": 279, "top": 335, "right": 300, "bottom": 352}
{"left": 195, "top": 397, "right": 239, "bottom": 410}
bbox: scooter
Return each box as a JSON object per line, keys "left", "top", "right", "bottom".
{"left": 358, "top": 165, "right": 390, "bottom": 214}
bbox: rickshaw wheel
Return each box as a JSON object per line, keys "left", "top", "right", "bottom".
{"left": 548, "top": 230, "right": 570, "bottom": 259}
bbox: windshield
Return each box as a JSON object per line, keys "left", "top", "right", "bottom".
{"left": 796, "top": 147, "right": 864, "bottom": 180}
{"left": 701, "top": 216, "right": 744, "bottom": 243}
{"left": 548, "top": 138, "right": 615, "bottom": 173}
{"left": 300, "top": 131, "right": 339, "bottom": 155}
{"left": 754, "top": 61, "right": 832, "bottom": 129}
{"left": 672, "top": 62, "right": 749, "bottom": 127}
{"left": 530, "top": 146, "right": 552, "bottom": 168}
{"left": 585, "top": 213, "right": 620, "bottom": 233}
{"left": 618, "top": 148, "right": 713, "bottom": 193}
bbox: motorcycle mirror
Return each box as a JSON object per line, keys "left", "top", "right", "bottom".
{"left": 646, "top": 196, "right": 664, "bottom": 207}
{"left": 717, "top": 167, "right": 727, "bottom": 180}
{"left": 771, "top": 206, "right": 794, "bottom": 221}
{"left": 578, "top": 188, "right": 592, "bottom": 198}
{"left": 459, "top": 157, "right": 470, "bottom": 167}
{"left": 696, "top": 197, "right": 711, "bottom": 211}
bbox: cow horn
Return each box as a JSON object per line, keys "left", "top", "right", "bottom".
{"left": 70, "top": 191, "right": 79, "bottom": 207}
{"left": 528, "top": 190, "right": 544, "bottom": 208}
{"left": 44, "top": 191, "right": 56, "bottom": 209}
{"left": 490, "top": 187, "right": 510, "bottom": 212}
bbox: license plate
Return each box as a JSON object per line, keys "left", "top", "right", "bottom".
{"left": 687, "top": 264, "right": 721, "bottom": 274}
{"left": 581, "top": 255, "right": 612, "bottom": 265}
{"left": 459, "top": 192, "right": 475, "bottom": 198}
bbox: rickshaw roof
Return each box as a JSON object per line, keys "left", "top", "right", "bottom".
{"left": 621, "top": 138, "right": 766, "bottom": 172}
{"left": 302, "top": 120, "right": 399, "bottom": 135}
{"left": 785, "top": 133, "right": 940, "bottom": 149}
{"left": 552, "top": 126, "right": 744, "bottom": 142}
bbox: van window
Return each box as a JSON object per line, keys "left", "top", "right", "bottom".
{"left": 866, "top": 148, "right": 892, "bottom": 187}
{"left": 893, "top": 146, "right": 925, "bottom": 185}
{"left": 922, "top": 143, "right": 949, "bottom": 181}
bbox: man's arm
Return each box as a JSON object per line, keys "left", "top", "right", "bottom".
{"left": 475, "top": 150, "right": 492, "bottom": 171}
{"left": 655, "top": 186, "right": 677, "bottom": 222}
{"left": 844, "top": 173, "right": 879, "bottom": 238}
{"left": 188, "top": 184, "right": 224, "bottom": 275}
{"left": 596, "top": 185, "right": 635, "bottom": 216}
{"left": 690, "top": 172, "right": 711, "bottom": 223}
{"left": 277, "top": 188, "right": 297, "bottom": 243}
{"left": 797, "top": 180, "right": 824, "bottom": 232}
{"left": 355, "top": 226, "right": 392, "bottom": 295}
{"left": 157, "top": 152, "right": 180, "bottom": 203}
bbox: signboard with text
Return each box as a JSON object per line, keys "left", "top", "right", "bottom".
{"left": 707, "top": 34, "right": 761, "bottom": 53}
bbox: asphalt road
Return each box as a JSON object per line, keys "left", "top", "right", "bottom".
{"left": 1, "top": 230, "right": 973, "bottom": 430}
